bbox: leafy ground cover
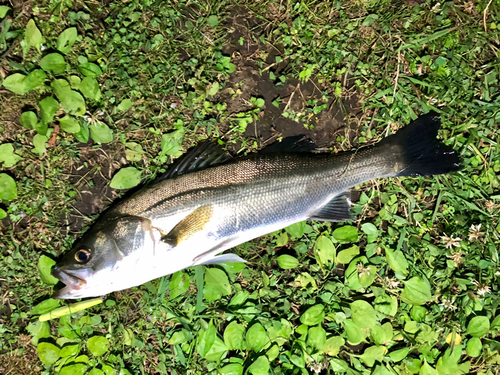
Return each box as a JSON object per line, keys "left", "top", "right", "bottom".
{"left": 0, "top": 0, "right": 499, "bottom": 374}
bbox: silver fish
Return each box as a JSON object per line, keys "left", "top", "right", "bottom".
{"left": 51, "top": 113, "right": 461, "bottom": 299}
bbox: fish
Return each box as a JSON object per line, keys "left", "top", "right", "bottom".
{"left": 51, "top": 112, "right": 462, "bottom": 299}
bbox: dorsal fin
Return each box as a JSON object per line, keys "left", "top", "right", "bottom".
{"left": 260, "top": 135, "right": 317, "bottom": 154}
{"left": 309, "top": 191, "right": 355, "bottom": 222}
{"left": 158, "top": 141, "right": 232, "bottom": 181}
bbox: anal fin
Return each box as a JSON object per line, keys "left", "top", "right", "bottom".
{"left": 162, "top": 206, "right": 214, "bottom": 246}
{"left": 194, "top": 253, "right": 247, "bottom": 266}
{"left": 309, "top": 191, "right": 354, "bottom": 222}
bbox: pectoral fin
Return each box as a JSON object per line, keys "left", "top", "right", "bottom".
{"left": 161, "top": 206, "right": 214, "bottom": 246}
{"left": 194, "top": 253, "right": 247, "bottom": 266}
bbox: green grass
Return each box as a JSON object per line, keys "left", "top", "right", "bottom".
{"left": 0, "top": 0, "right": 499, "bottom": 374}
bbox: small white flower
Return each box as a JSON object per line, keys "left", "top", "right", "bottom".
{"left": 41, "top": 44, "right": 47, "bottom": 51}
{"left": 441, "top": 234, "right": 461, "bottom": 249}
{"left": 440, "top": 298, "right": 457, "bottom": 311}
{"left": 385, "top": 277, "right": 400, "bottom": 289}
{"left": 357, "top": 263, "right": 371, "bottom": 277}
{"left": 472, "top": 280, "right": 491, "bottom": 296}
{"left": 468, "top": 224, "right": 484, "bottom": 241}
{"left": 495, "top": 269, "right": 500, "bottom": 276}
{"left": 449, "top": 250, "right": 463, "bottom": 265}
{"left": 308, "top": 362, "right": 322, "bottom": 374}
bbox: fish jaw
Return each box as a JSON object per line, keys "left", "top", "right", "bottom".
{"left": 51, "top": 267, "right": 90, "bottom": 299}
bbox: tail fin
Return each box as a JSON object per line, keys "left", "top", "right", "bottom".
{"left": 379, "top": 112, "right": 462, "bottom": 177}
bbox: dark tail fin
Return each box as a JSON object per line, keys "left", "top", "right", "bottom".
{"left": 379, "top": 112, "right": 462, "bottom": 177}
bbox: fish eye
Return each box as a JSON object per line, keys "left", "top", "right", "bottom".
{"left": 75, "top": 248, "right": 92, "bottom": 263}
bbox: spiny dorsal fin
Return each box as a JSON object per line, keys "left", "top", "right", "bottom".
{"left": 158, "top": 141, "right": 232, "bottom": 181}
{"left": 260, "top": 135, "right": 317, "bottom": 154}
{"left": 309, "top": 191, "right": 355, "bottom": 222}
{"left": 162, "top": 206, "right": 214, "bottom": 246}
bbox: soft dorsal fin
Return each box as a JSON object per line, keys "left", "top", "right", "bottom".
{"left": 309, "top": 191, "right": 354, "bottom": 222}
{"left": 260, "top": 135, "right": 317, "bottom": 154}
{"left": 158, "top": 141, "right": 232, "bottom": 181}
{"left": 162, "top": 206, "right": 214, "bottom": 246}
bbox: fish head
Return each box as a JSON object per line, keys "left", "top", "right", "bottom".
{"left": 52, "top": 215, "right": 162, "bottom": 299}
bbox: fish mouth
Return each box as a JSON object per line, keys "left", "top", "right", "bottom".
{"left": 51, "top": 266, "right": 87, "bottom": 299}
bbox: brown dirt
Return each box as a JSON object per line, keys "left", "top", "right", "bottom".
{"left": 220, "top": 6, "right": 361, "bottom": 149}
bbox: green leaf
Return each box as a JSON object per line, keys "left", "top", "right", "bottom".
{"left": 161, "top": 129, "right": 184, "bottom": 157}
{"left": 466, "top": 316, "right": 490, "bottom": 337}
{"left": 110, "top": 167, "right": 141, "bottom": 189}
{"left": 300, "top": 304, "right": 325, "bottom": 326}
{"left": 80, "top": 77, "right": 101, "bottom": 101}
{"left": 207, "top": 81, "right": 220, "bottom": 96}
{"left": 87, "top": 336, "right": 109, "bottom": 356}
{"left": 0, "top": 173, "right": 17, "bottom": 201}
{"left": 20, "top": 111, "right": 38, "bottom": 129}
{"left": 169, "top": 330, "right": 190, "bottom": 345}
{"left": 25, "top": 19, "right": 43, "bottom": 51}
{"left": 197, "top": 322, "right": 216, "bottom": 357}
{"left": 0, "top": 208, "right": 6, "bottom": 219}
{"left": 371, "top": 323, "right": 393, "bottom": 345}
{"left": 219, "top": 364, "right": 243, "bottom": 375}
{"left": 39, "top": 96, "right": 59, "bottom": 124}
{"left": 284, "top": 221, "right": 306, "bottom": 238}
{"left": 386, "top": 248, "right": 409, "bottom": 277}
{"left": 343, "top": 319, "right": 366, "bottom": 345}
{"left": 74, "top": 119, "right": 89, "bottom": 143}
{"left": 389, "top": 347, "right": 411, "bottom": 362}
{"left": 345, "top": 256, "right": 377, "bottom": 289}
{"left": 224, "top": 321, "right": 246, "bottom": 350}
{"left": 24, "top": 70, "right": 47, "bottom": 91}
{"left": 204, "top": 267, "right": 231, "bottom": 302}
{"left": 420, "top": 361, "right": 438, "bottom": 375}
{"left": 401, "top": 277, "right": 432, "bottom": 305}
{"left": 374, "top": 293, "right": 398, "bottom": 316}
{"left": 359, "top": 345, "right": 387, "bottom": 367}
{"left": 247, "top": 356, "right": 269, "bottom": 375}
{"left": 59, "top": 364, "right": 87, "bottom": 375}
{"left": 37, "top": 255, "right": 59, "bottom": 285}
{"left": 204, "top": 337, "right": 228, "bottom": 362}
{"left": 59, "top": 344, "right": 80, "bottom": 358}
{"left": 246, "top": 323, "right": 268, "bottom": 352}
{"left": 466, "top": 337, "right": 482, "bottom": 357}
{"left": 125, "top": 142, "right": 143, "bottom": 162}
{"left": 117, "top": 98, "right": 133, "bottom": 112}
{"left": 361, "top": 222, "right": 379, "bottom": 243}
{"left": 276, "top": 254, "right": 299, "bottom": 269}
{"left": 70, "top": 75, "right": 81, "bottom": 89}
{"left": 32, "top": 133, "right": 48, "bottom": 154}
{"left": 307, "top": 325, "right": 326, "bottom": 350}
{"left": 40, "top": 53, "right": 66, "bottom": 74}
{"left": 59, "top": 115, "right": 81, "bottom": 134}
{"left": 0, "top": 143, "right": 21, "bottom": 167}
{"left": 350, "top": 300, "right": 376, "bottom": 329}
{"left": 79, "top": 62, "right": 102, "bottom": 77}
{"left": 169, "top": 271, "right": 190, "bottom": 299}
{"left": 314, "top": 235, "right": 336, "bottom": 265}
{"left": 89, "top": 120, "right": 113, "bottom": 143}
{"left": 3, "top": 73, "right": 28, "bottom": 94}
{"left": 26, "top": 321, "right": 50, "bottom": 345}
{"left": 88, "top": 369, "right": 104, "bottom": 375}
{"left": 3, "top": 70, "right": 46, "bottom": 94}
{"left": 37, "top": 342, "right": 60, "bottom": 365}
{"left": 0, "top": 6, "right": 10, "bottom": 18}
{"left": 322, "top": 336, "right": 344, "bottom": 356}
{"left": 207, "top": 15, "right": 219, "bottom": 27}
{"left": 51, "top": 79, "right": 86, "bottom": 115}
{"left": 336, "top": 245, "right": 360, "bottom": 264}
{"left": 333, "top": 225, "right": 358, "bottom": 242}
{"left": 57, "top": 27, "right": 78, "bottom": 54}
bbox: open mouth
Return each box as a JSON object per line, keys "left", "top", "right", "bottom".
{"left": 51, "top": 266, "right": 87, "bottom": 299}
